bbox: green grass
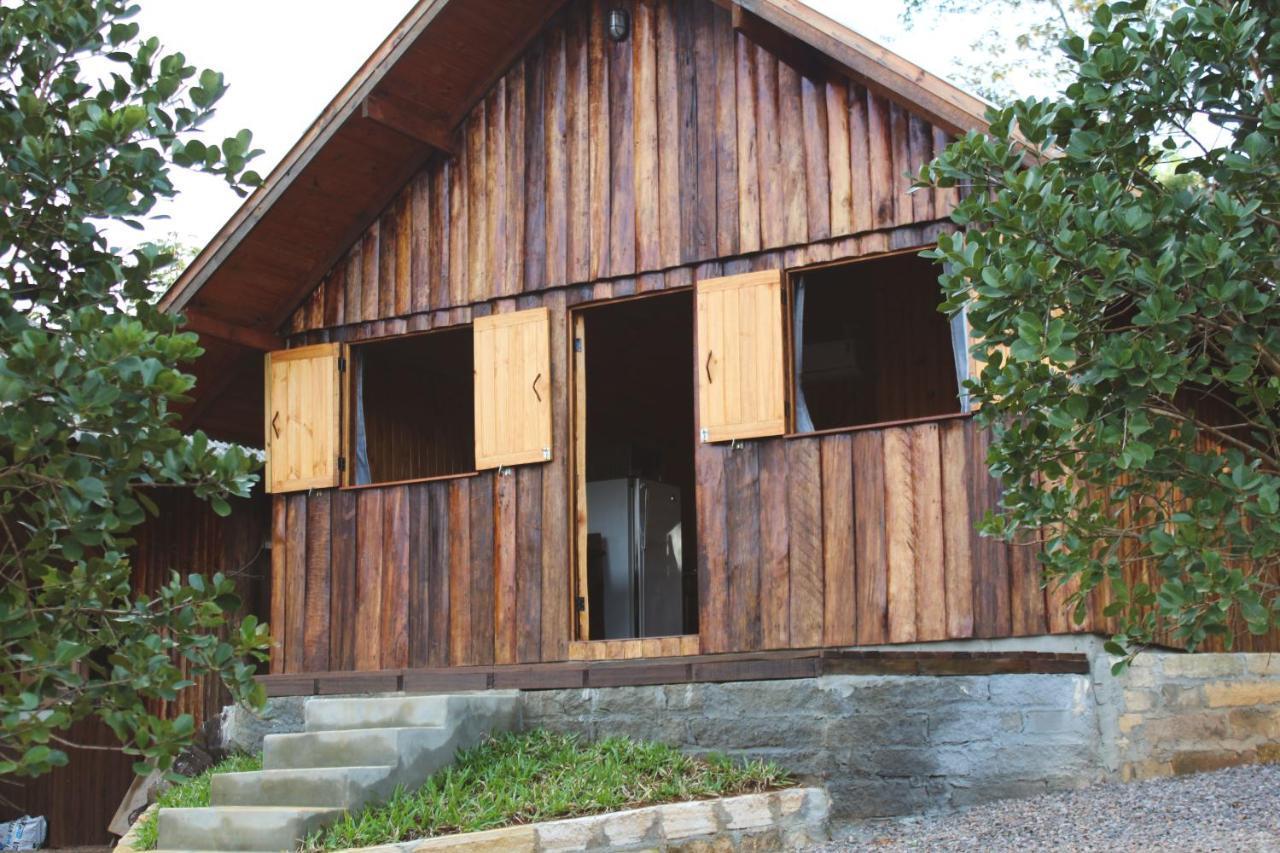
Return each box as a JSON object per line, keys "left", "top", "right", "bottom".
{"left": 133, "top": 752, "right": 263, "bottom": 850}
{"left": 307, "top": 729, "right": 793, "bottom": 850}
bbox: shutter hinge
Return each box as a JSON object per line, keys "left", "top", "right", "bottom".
{"left": 699, "top": 428, "right": 710, "bottom": 443}
{"left": 575, "top": 596, "right": 586, "bottom": 613}
{"left": 338, "top": 355, "right": 347, "bottom": 372}
{"left": 337, "top": 456, "right": 346, "bottom": 472}
{"left": 542, "top": 447, "right": 551, "bottom": 461}
{"left": 573, "top": 337, "right": 583, "bottom": 352}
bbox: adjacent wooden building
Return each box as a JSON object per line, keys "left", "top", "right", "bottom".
{"left": 160, "top": 0, "right": 1279, "bottom": 697}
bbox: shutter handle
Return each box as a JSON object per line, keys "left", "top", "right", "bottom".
{"left": 705, "top": 350, "right": 714, "bottom": 384}
{"left": 271, "top": 411, "right": 281, "bottom": 439}
{"left": 532, "top": 372, "right": 543, "bottom": 403}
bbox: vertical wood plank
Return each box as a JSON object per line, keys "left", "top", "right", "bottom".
{"left": 800, "top": 74, "right": 831, "bottom": 241}
{"left": 695, "top": 443, "right": 729, "bottom": 653}
{"left": 546, "top": 26, "right": 569, "bottom": 288}
{"left": 360, "top": 223, "right": 379, "bottom": 324}
{"left": 656, "top": 0, "right": 682, "bottom": 267}
{"left": 713, "top": 3, "right": 739, "bottom": 258}
{"left": 329, "top": 489, "right": 358, "bottom": 670}
{"left": 821, "top": 435, "right": 855, "bottom": 646}
{"left": 691, "top": 0, "right": 717, "bottom": 260}
{"left": 524, "top": 54, "right": 549, "bottom": 292}
{"left": 588, "top": 0, "right": 612, "bottom": 279}
{"left": 566, "top": 1, "right": 591, "bottom": 283}
{"left": 848, "top": 83, "right": 873, "bottom": 234}
{"left": 675, "top": 0, "right": 699, "bottom": 262}
{"left": 884, "top": 427, "right": 918, "bottom": 642}
{"left": 940, "top": 419, "right": 974, "bottom": 638}
{"left": 409, "top": 173, "right": 431, "bottom": 315}
{"left": 908, "top": 114, "right": 936, "bottom": 223}
{"left": 284, "top": 494, "right": 307, "bottom": 674}
{"left": 470, "top": 475, "right": 496, "bottom": 665}
{"left": 449, "top": 150, "right": 468, "bottom": 308}
{"left": 489, "top": 77, "right": 511, "bottom": 298}
{"left": 430, "top": 166, "right": 450, "bottom": 311}
{"left": 735, "top": 32, "right": 761, "bottom": 254}
{"left": 504, "top": 72, "right": 527, "bottom": 297}
{"left": 969, "top": 422, "right": 1012, "bottom": 637}
{"left": 303, "top": 491, "right": 331, "bottom": 672}
{"left": 758, "top": 439, "right": 790, "bottom": 648}
{"left": 826, "top": 81, "right": 852, "bottom": 237}
{"left": 381, "top": 487, "right": 409, "bottom": 669}
{"left": 911, "top": 423, "right": 948, "bottom": 641}
{"left": 378, "top": 205, "right": 397, "bottom": 320}
{"left": 852, "top": 429, "right": 888, "bottom": 644}
{"left": 541, "top": 289, "right": 570, "bottom": 660}
{"left": 932, "top": 126, "right": 960, "bottom": 218}
{"left": 354, "top": 489, "right": 383, "bottom": 670}
{"left": 407, "top": 486, "right": 430, "bottom": 668}
{"left": 726, "top": 444, "right": 762, "bottom": 651}
{"left": 608, "top": 0, "right": 636, "bottom": 277}
{"left": 448, "top": 478, "right": 473, "bottom": 665}
{"left": 269, "top": 496, "right": 286, "bottom": 673}
{"left": 777, "top": 61, "right": 808, "bottom": 246}
{"left": 866, "top": 91, "right": 895, "bottom": 230}
{"left": 753, "top": 45, "right": 781, "bottom": 251}
{"left": 632, "top": 0, "right": 660, "bottom": 272}
{"left": 424, "top": 482, "right": 450, "bottom": 666}
{"left": 786, "top": 438, "right": 824, "bottom": 648}
{"left": 516, "top": 465, "right": 543, "bottom": 663}
{"left": 493, "top": 471, "right": 517, "bottom": 664}
{"left": 394, "top": 192, "right": 412, "bottom": 317}
{"left": 890, "top": 102, "right": 912, "bottom": 225}
{"left": 467, "top": 103, "right": 488, "bottom": 304}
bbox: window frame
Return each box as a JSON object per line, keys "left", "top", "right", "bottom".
{"left": 783, "top": 243, "right": 972, "bottom": 440}
{"left": 339, "top": 323, "right": 479, "bottom": 490}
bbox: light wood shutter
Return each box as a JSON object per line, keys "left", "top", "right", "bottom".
{"left": 264, "top": 343, "right": 342, "bottom": 493}
{"left": 696, "top": 269, "right": 787, "bottom": 443}
{"left": 474, "top": 307, "right": 553, "bottom": 469}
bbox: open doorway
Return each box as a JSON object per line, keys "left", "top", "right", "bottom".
{"left": 574, "top": 291, "right": 698, "bottom": 641}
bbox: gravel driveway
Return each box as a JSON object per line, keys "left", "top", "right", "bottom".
{"left": 808, "top": 763, "right": 1280, "bottom": 852}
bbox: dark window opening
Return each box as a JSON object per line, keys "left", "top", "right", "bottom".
{"left": 350, "top": 327, "right": 474, "bottom": 485}
{"left": 793, "top": 253, "right": 964, "bottom": 432}
{"left": 582, "top": 291, "right": 699, "bottom": 639}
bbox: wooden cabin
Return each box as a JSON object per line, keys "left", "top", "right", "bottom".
{"left": 158, "top": 0, "right": 1278, "bottom": 696}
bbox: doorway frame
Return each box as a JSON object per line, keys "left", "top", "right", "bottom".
{"left": 567, "top": 287, "right": 700, "bottom": 656}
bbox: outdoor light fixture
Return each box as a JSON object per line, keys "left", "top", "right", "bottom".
{"left": 608, "top": 8, "right": 630, "bottom": 42}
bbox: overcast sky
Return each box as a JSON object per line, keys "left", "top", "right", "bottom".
{"left": 131, "top": 1, "right": 990, "bottom": 251}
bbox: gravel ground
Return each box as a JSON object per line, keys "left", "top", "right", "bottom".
{"left": 808, "top": 763, "right": 1280, "bottom": 852}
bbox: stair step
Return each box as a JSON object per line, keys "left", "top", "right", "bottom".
{"left": 156, "top": 806, "right": 341, "bottom": 852}
{"left": 211, "top": 765, "right": 395, "bottom": 809}
{"left": 304, "top": 694, "right": 450, "bottom": 731}
{"left": 263, "top": 726, "right": 447, "bottom": 770}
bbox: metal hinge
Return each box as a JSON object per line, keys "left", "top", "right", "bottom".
{"left": 337, "top": 456, "right": 346, "bottom": 472}
{"left": 338, "top": 355, "right": 347, "bottom": 372}
{"left": 699, "top": 428, "right": 710, "bottom": 443}
{"left": 575, "top": 596, "right": 586, "bottom": 613}
{"left": 573, "top": 337, "right": 583, "bottom": 352}
{"left": 542, "top": 447, "right": 552, "bottom": 461}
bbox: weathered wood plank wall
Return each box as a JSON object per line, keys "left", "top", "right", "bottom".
{"left": 284, "top": 0, "right": 957, "bottom": 337}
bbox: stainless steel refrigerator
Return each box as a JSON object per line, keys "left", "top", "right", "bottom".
{"left": 586, "top": 478, "right": 684, "bottom": 639}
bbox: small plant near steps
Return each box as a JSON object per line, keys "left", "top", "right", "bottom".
{"left": 149, "top": 692, "right": 521, "bottom": 852}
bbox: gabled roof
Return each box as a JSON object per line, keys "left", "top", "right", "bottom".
{"left": 162, "top": 0, "right": 993, "bottom": 444}
{"left": 161, "top": 0, "right": 989, "bottom": 333}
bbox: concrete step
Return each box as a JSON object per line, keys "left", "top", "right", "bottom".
{"left": 211, "top": 765, "right": 395, "bottom": 809}
{"left": 304, "top": 694, "right": 450, "bottom": 731}
{"left": 264, "top": 725, "right": 448, "bottom": 770}
{"left": 156, "top": 806, "right": 341, "bottom": 852}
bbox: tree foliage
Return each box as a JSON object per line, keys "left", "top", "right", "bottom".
{"left": 922, "top": 0, "right": 1280, "bottom": 657}
{"left": 901, "top": 0, "right": 1176, "bottom": 102}
{"left": 1, "top": 0, "right": 270, "bottom": 778}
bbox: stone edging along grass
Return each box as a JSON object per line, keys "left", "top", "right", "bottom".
{"left": 117, "top": 788, "right": 830, "bottom": 852}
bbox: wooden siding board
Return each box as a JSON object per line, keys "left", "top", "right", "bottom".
{"left": 821, "top": 434, "right": 855, "bottom": 646}
{"left": 786, "top": 438, "right": 823, "bottom": 648}
{"left": 940, "top": 419, "right": 974, "bottom": 638}
{"left": 852, "top": 429, "right": 888, "bottom": 645}
{"left": 608, "top": 0, "right": 637, "bottom": 277}
{"left": 758, "top": 439, "right": 790, "bottom": 649}
{"left": 303, "top": 491, "right": 331, "bottom": 672}
{"left": 354, "top": 489, "right": 383, "bottom": 670}
{"left": 713, "top": 3, "right": 740, "bottom": 258}
{"left": 725, "top": 443, "right": 763, "bottom": 652}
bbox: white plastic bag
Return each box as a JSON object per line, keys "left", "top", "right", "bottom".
{"left": 0, "top": 815, "right": 47, "bottom": 850}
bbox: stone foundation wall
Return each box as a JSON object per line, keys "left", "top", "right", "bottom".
{"left": 221, "top": 639, "right": 1280, "bottom": 822}
{"left": 1115, "top": 652, "right": 1280, "bottom": 781}
{"left": 522, "top": 673, "right": 1100, "bottom": 820}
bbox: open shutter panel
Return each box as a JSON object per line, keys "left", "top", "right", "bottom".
{"left": 474, "top": 307, "right": 553, "bottom": 469}
{"left": 696, "top": 269, "right": 787, "bottom": 443}
{"left": 264, "top": 343, "right": 342, "bottom": 494}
